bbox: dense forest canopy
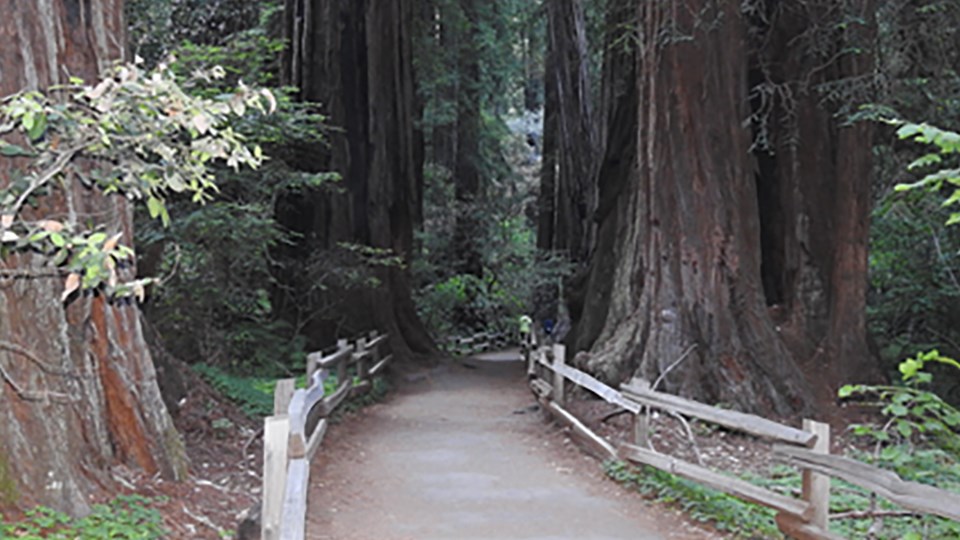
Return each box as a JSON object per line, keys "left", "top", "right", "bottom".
{"left": 0, "top": 0, "right": 959, "bottom": 526}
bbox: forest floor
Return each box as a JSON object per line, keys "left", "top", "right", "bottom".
{"left": 115, "top": 359, "right": 263, "bottom": 539}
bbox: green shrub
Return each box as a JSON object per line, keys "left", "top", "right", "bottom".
{"left": 1, "top": 495, "right": 167, "bottom": 539}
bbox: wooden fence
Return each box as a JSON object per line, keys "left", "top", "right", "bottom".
{"left": 444, "top": 330, "right": 510, "bottom": 356}
{"left": 261, "top": 331, "right": 392, "bottom": 540}
{"left": 522, "top": 328, "right": 960, "bottom": 540}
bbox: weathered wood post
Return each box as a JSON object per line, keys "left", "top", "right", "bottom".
{"left": 552, "top": 343, "right": 566, "bottom": 405}
{"left": 336, "top": 338, "right": 349, "bottom": 387}
{"left": 355, "top": 337, "right": 368, "bottom": 382}
{"left": 274, "top": 379, "right": 296, "bottom": 416}
{"left": 628, "top": 378, "right": 650, "bottom": 447}
{"left": 802, "top": 419, "right": 831, "bottom": 529}
{"left": 368, "top": 332, "right": 381, "bottom": 383}
{"left": 262, "top": 414, "right": 290, "bottom": 540}
{"left": 632, "top": 410, "right": 649, "bottom": 448}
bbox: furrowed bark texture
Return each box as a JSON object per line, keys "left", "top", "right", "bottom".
{"left": 580, "top": 1, "right": 812, "bottom": 415}
{"left": 539, "top": 0, "right": 597, "bottom": 263}
{"left": 0, "top": 0, "right": 186, "bottom": 515}
{"left": 750, "top": 1, "right": 881, "bottom": 389}
{"left": 568, "top": 0, "right": 636, "bottom": 356}
{"left": 282, "top": 0, "right": 435, "bottom": 357}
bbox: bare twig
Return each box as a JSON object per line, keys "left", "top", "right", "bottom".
{"left": 832, "top": 509, "right": 922, "bottom": 520}
{"left": 664, "top": 410, "right": 705, "bottom": 467}
{"left": 0, "top": 268, "right": 61, "bottom": 278}
{"left": 0, "top": 360, "right": 74, "bottom": 402}
{"left": 240, "top": 426, "right": 264, "bottom": 469}
{"left": 652, "top": 344, "right": 697, "bottom": 392}
{"left": 0, "top": 339, "right": 81, "bottom": 378}
{"left": 181, "top": 504, "right": 224, "bottom": 536}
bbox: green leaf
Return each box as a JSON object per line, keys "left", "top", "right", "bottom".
{"left": 49, "top": 232, "right": 66, "bottom": 247}
{"left": 837, "top": 385, "right": 858, "bottom": 398}
{"left": 87, "top": 232, "right": 107, "bottom": 245}
{"left": 908, "top": 153, "right": 942, "bottom": 170}
{"left": 146, "top": 197, "right": 163, "bottom": 220}
{"left": 0, "top": 141, "right": 34, "bottom": 157}
{"left": 27, "top": 112, "right": 46, "bottom": 141}
{"left": 896, "top": 420, "right": 913, "bottom": 438}
{"left": 888, "top": 403, "right": 909, "bottom": 417}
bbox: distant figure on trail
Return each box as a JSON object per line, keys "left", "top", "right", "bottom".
{"left": 519, "top": 315, "right": 533, "bottom": 351}
{"left": 543, "top": 319, "right": 555, "bottom": 340}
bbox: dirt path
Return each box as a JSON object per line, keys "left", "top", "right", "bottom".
{"left": 306, "top": 352, "right": 722, "bottom": 540}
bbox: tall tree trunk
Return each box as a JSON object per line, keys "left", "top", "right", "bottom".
{"left": 579, "top": 1, "right": 812, "bottom": 415}
{"left": 568, "top": 0, "right": 637, "bottom": 354}
{"left": 541, "top": 0, "right": 598, "bottom": 263}
{"left": 432, "top": 0, "right": 459, "bottom": 172}
{"left": 750, "top": 1, "right": 881, "bottom": 391}
{"left": 282, "top": 0, "right": 436, "bottom": 357}
{"left": 0, "top": 0, "right": 186, "bottom": 515}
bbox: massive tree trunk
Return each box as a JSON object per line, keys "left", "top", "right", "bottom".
{"left": 750, "top": 1, "right": 881, "bottom": 390}
{"left": 574, "top": 1, "right": 881, "bottom": 415}
{"left": 577, "top": 1, "right": 812, "bottom": 415}
{"left": 538, "top": 0, "right": 597, "bottom": 263}
{"left": 0, "top": 0, "right": 186, "bottom": 515}
{"left": 281, "top": 0, "right": 436, "bottom": 357}
{"left": 568, "top": 0, "right": 637, "bottom": 355}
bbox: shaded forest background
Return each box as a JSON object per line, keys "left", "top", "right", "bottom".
{"left": 2, "top": 0, "right": 960, "bottom": 521}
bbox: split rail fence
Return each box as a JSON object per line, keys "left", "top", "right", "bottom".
{"left": 522, "top": 327, "right": 960, "bottom": 539}
{"left": 444, "top": 330, "right": 510, "bottom": 356}
{"left": 261, "top": 331, "right": 392, "bottom": 540}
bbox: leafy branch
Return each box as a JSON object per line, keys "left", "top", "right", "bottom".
{"left": 0, "top": 58, "right": 274, "bottom": 301}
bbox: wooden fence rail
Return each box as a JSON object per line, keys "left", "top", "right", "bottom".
{"left": 520, "top": 321, "right": 959, "bottom": 540}
{"left": 445, "top": 330, "right": 510, "bottom": 356}
{"left": 261, "top": 331, "right": 393, "bottom": 540}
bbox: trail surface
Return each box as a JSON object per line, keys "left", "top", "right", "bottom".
{"left": 306, "top": 351, "right": 719, "bottom": 540}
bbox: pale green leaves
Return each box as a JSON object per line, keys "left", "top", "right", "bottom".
{"left": 891, "top": 120, "right": 960, "bottom": 224}
{"left": 0, "top": 59, "right": 273, "bottom": 301}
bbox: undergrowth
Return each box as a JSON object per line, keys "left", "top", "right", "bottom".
{"left": 192, "top": 363, "right": 390, "bottom": 419}
{"left": 0, "top": 495, "right": 166, "bottom": 539}
{"left": 604, "top": 446, "right": 960, "bottom": 539}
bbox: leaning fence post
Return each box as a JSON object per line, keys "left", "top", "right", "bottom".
{"left": 552, "top": 343, "right": 566, "bottom": 405}
{"left": 802, "top": 419, "right": 831, "bottom": 530}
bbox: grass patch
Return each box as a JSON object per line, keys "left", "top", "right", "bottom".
{"left": 192, "top": 363, "right": 390, "bottom": 419}
{"left": 0, "top": 495, "right": 167, "bottom": 539}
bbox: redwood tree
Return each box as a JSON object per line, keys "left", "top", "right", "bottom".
{"left": 0, "top": 0, "right": 185, "bottom": 515}
{"left": 573, "top": 1, "right": 880, "bottom": 414}
{"left": 281, "top": 0, "right": 436, "bottom": 357}
{"left": 538, "top": 0, "right": 598, "bottom": 263}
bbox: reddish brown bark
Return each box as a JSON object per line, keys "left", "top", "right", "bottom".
{"left": 750, "top": 1, "right": 881, "bottom": 389}
{"left": 0, "top": 0, "right": 186, "bottom": 515}
{"left": 578, "top": 1, "right": 812, "bottom": 415}
{"left": 538, "top": 0, "right": 597, "bottom": 263}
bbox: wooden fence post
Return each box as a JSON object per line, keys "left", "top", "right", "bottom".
{"left": 632, "top": 411, "right": 649, "bottom": 448}
{"left": 355, "top": 337, "right": 368, "bottom": 381}
{"left": 274, "top": 379, "right": 296, "bottom": 416}
{"left": 262, "top": 414, "right": 290, "bottom": 540}
{"left": 552, "top": 343, "right": 566, "bottom": 405}
{"left": 336, "top": 338, "right": 349, "bottom": 387}
{"left": 802, "top": 419, "right": 831, "bottom": 530}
